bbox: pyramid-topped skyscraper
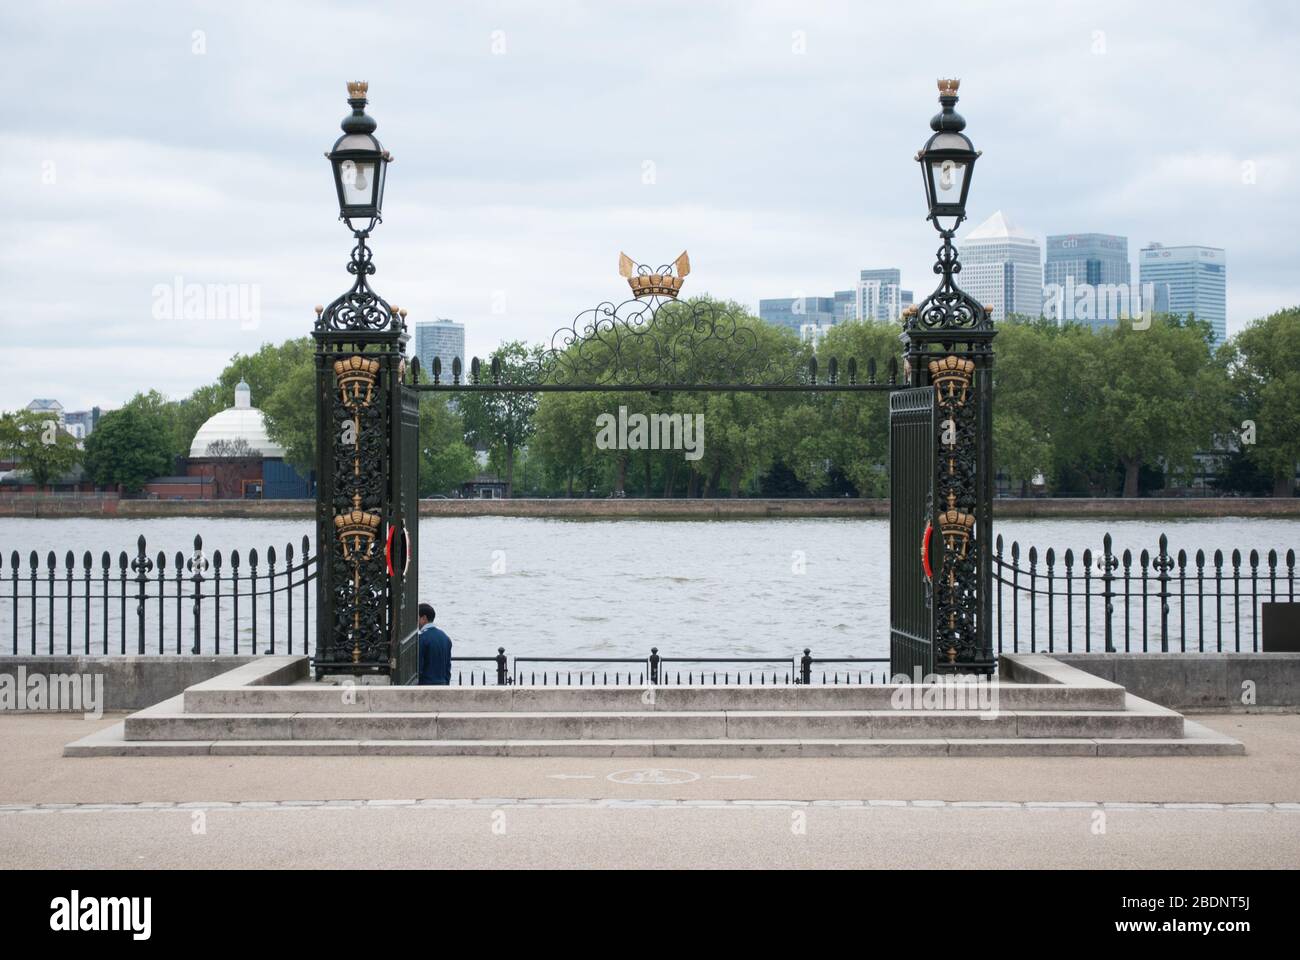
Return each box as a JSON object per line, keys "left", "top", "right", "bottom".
{"left": 957, "top": 211, "right": 1043, "bottom": 322}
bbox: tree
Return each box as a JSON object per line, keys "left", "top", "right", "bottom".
{"left": 260, "top": 360, "right": 316, "bottom": 476}
{"left": 418, "top": 395, "right": 476, "bottom": 495}
{"left": 532, "top": 390, "right": 603, "bottom": 497}
{"left": 1222, "top": 306, "right": 1300, "bottom": 496}
{"left": 83, "top": 404, "right": 173, "bottom": 493}
{"left": 991, "top": 317, "right": 1078, "bottom": 495}
{"left": 0, "top": 410, "right": 82, "bottom": 488}
{"left": 459, "top": 340, "right": 541, "bottom": 497}
{"left": 1093, "top": 316, "right": 1228, "bottom": 497}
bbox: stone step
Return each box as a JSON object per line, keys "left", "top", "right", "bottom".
{"left": 183, "top": 681, "right": 1128, "bottom": 714}
{"left": 125, "top": 704, "right": 1183, "bottom": 742}
{"left": 67, "top": 720, "right": 1244, "bottom": 758}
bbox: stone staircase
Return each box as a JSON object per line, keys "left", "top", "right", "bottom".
{"left": 65, "top": 654, "right": 1244, "bottom": 758}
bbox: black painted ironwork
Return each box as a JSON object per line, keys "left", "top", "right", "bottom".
{"left": 0, "top": 535, "right": 314, "bottom": 656}
{"left": 889, "top": 386, "right": 936, "bottom": 678}
{"left": 313, "top": 229, "right": 417, "bottom": 677}
{"left": 992, "top": 534, "right": 1297, "bottom": 654}
{"left": 889, "top": 80, "right": 997, "bottom": 677}
{"left": 413, "top": 292, "right": 898, "bottom": 394}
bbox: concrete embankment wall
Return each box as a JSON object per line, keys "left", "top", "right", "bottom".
{"left": 0, "top": 656, "right": 258, "bottom": 710}
{"left": 2, "top": 497, "right": 1299, "bottom": 520}
{"left": 1054, "top": 653, "right": 1300, "bottom": 712}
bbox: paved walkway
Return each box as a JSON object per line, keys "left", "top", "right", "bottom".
{"left": 2, "top": 712, "right": 1298, "bottom": 868}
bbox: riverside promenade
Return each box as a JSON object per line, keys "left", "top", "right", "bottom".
{"left": 4, "top": 710, "right": 1298, "bottom": 869}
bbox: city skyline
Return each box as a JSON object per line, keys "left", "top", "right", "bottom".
{"left": 5, "top": 1, "right": 1296, "bottom": 411}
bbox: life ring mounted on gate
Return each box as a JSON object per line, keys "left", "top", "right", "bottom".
{"left": 921, "top": 522, "right": 933, "bottom": 580}
{"left": 385, "top": 523, "right": 412, "bottom": 577}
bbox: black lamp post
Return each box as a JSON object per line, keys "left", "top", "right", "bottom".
{"left": 917, "top": 78, "right": 978, "bottom": 235}
{"left": 909, "top": 78, "right": 989, "bottom": 333}
{"left": 327, "top": 81, "right": 391, "bottom": 231}
{"left": 318, "top": 81, "right": 402, "bottom": 334}
{"left": 313, "top": 81, "right": 418, "bottom": 681}
{"left": 894, "top": 78, "right": 996, "bottom": 678}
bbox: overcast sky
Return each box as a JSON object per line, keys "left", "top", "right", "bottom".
{"left": 3, "top": 0, "right": 1297, "bottom": 412}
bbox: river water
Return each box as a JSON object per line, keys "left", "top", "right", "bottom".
{"left": 1, "top": 515, "right": 1297, "bottom": 669}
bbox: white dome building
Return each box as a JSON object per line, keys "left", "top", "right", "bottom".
{"left": 189, "top": 381, "right": 285, "bottom": 459}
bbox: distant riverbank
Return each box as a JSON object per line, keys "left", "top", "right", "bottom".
{"left": 3, "top": 496, "right": 1299, "bottom": 520}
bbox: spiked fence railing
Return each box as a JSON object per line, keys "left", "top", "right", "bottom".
{"left": 0, "top": 535, "right": 316, "bottom": 656}
{"left": 992, "top": 533, "right": 1296, "bottom": 654}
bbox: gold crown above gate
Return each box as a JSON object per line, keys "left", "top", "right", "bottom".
{"left": 938, "top": 492, "right": 975, "bottom": 549}
{"left": 334, "top": 494, "right": 381, "bottom": 556}
{"left": 619, "top": 251, "right": 690, "bottom": 299}
{"left": 929, "top": 355, "right": 975, "bottom": 404}
{"left": 347, "top": 80, "right": 369, "bottom": 99}
{"left": 334, "top": 355, "right": 382, "bottom": 406}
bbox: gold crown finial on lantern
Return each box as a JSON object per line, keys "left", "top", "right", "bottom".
{"left": 938, "top": 78, "right": 960, "bottom": 96}
{"left": 347, "top": 80, "right": 369, "bottom": 100}
{"left": 618, "top": 251, "right": 691, "bottom": 299}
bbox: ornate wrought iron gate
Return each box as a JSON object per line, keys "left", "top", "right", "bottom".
{"left": 889, "top": 386, "right": 936, "bottom": 678}
{"left": 311, "top": 247, "right": 995, "bottom": 681}
{"left": 312, "top": 234, "right": 419, "bottom": 680}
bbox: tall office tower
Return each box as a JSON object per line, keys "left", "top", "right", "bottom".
{"left": 414, "top": 318, "right": 466, "bottom": 380}
{"left": 958, "top": 211, "right": 1043, "bottom": 323}
{"left": 1138, "top": 243, "right": 1227, "bottom": 343}
{"left": 759, "top": 296, "right": 840, "bottom": 333}
{"left": 1044, "top": 233, "right": 1131, "bottom": 327}
{"left": 856, "top": 268, "right": 913, "bottom": 323}
{"left": 833, "top": 289, "right": 857, "bottom": 321}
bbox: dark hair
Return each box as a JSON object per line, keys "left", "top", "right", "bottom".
{"left": 418, "top": 603, "right": 435, "bottom": 622}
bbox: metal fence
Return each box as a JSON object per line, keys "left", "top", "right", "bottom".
{"left": 0, "top": 535, "right": 315, "bottom": 656}
{"left": 486, "top": 650, "right": 892, "bottom": 687}
{"left": 4, "top": 529, "right": 1295, "bottom": 678}
{"left": 993, "top": 533, "right": 1296, "bottom": 654}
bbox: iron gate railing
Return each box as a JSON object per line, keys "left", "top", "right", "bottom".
{"left": 0, "top": 535, "right": 315, "bottom": 656}
{"left": 889, "top": 386, "right": 935, "bottom": 677}
{"left": 4, "top": 529, "right": 1296, "bottom": 672}
{"left": 992, "top": 533, "right": 1297, "bottom": 654}
{"left": 452, "top": 648, "right": 893, "bottom": 687}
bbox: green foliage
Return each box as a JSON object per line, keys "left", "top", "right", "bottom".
{"left": 83, "top": 404, "right": 174, "bottom": 492}
{"left": 0, "top": 410, "right": 83, "bottom": 487}
{"left": 458, "top": 340, "right": 543, "bottom": 496}
{"left": 1221, "top": 306, "right": 1300, "bottom": 496}
{"left": 94, "top": 302, "right": 1299, "bottom": 501}
{"left": 1095, "top": 316, "right": 1227, "bottom": 496}
{"left": 259, "top": 360, "right": 316, "bottom": 476}
{"left": 418, "top": 395, "right": 476, "bottom": 495}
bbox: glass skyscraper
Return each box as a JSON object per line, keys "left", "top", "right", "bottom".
{"left": 1138, "top": 244, "right": 1227, "bottom": 344}
{"left": 414, "top": 318, "right": 466, "bottom": 380}
{"left": 760, "top": 267, "right": 910, "bottom": 341}
{"left": 856, "top": 268, "right": 913, "bottom": 323}
{"left": 1044, "top": 233, "right": 1130, "bottom": 289}
{"left": 958, "top": 211, "right": 1043, "bottom": 323}
{"left": 759, "top": 293, "right": 854, "bottom": 338}
{"left": 1043, "top": 233, "right": 1133, "bottom": 328}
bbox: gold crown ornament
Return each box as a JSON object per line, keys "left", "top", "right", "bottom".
{"left": 334, "top": 355, "right": 382, "bottom": 407}
{"left": 928, "top": 355, "right": 976, "bottom": 405}
{"left": 937, "top": 492, "right": 975, "bottom": 559}
{"left": 619, "top": 251, "right": 690, "bottom": 299}
{"left": 334, "top": 494, "right": 382, "bottom": 560}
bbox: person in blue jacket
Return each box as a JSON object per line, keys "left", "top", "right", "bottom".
{"left": 417, "top": 603, "right": 452, "bottom": 685}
